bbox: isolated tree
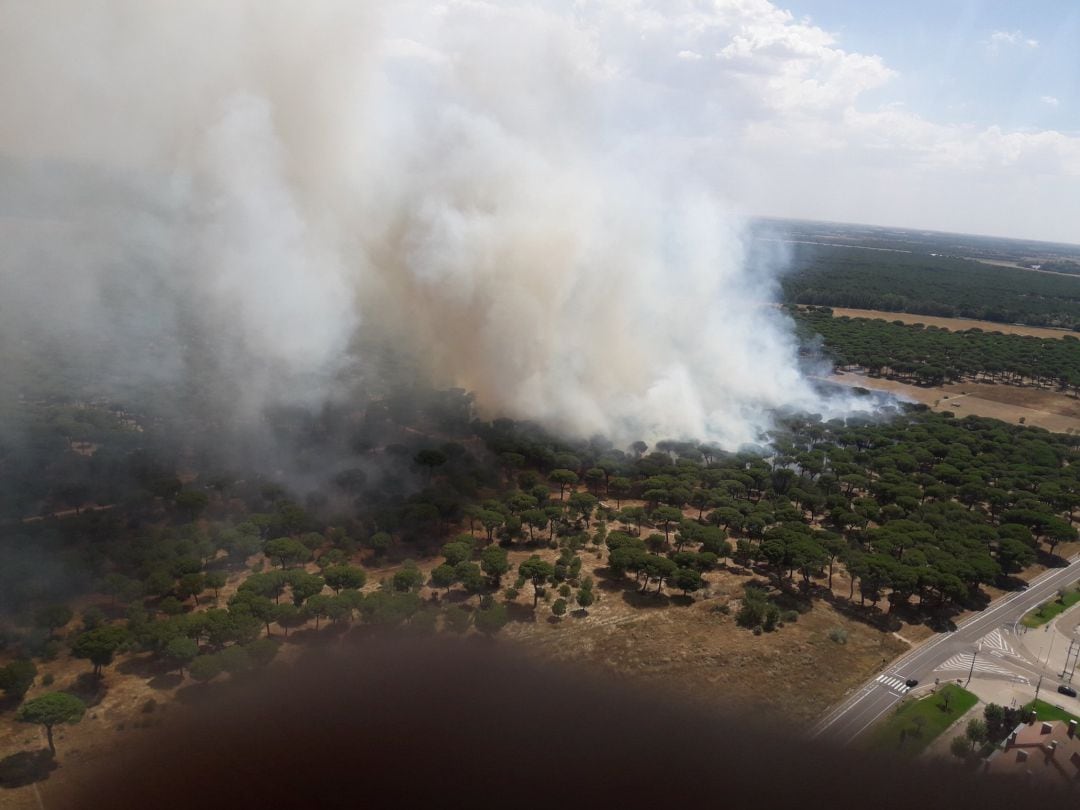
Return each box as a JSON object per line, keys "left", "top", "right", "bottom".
{"left": 71, "top": 625, "right": 129, "bottom": 677}
{"left": 672, "top": 567, "right": 704, "bottom": 595}
{"left": 965, "top": 718, "right": 988, "bottom": 750}
{"left": 229, "top": 591, "right": 278, "bottom": 637}
{"left": 608, "top": 477, "right": 632, "bottom": 509}
{"left": 576, "top": 587, "right": 595, "bottom": 612}
{"left": 550, "top": 469, "right": 578, "bottom": 500}
{"left": 16, "top": 692, "right": 86, "bottom": 756}
{"left": 367, "top": 531, "right": 392, "bottom": 557}
{"left": 392, "top": 563, "right": 425, "bottom": 593}
{"left": 302, "top": 595, "right": 335, "bottom": 630}
{"left": 34, "top": 604, "right": 73, "bottom": 637}
{"left": 218, "top": 645, "right": 252, "bottom": 675}
{"left": 567, "top": 492, "right": 599, "bottom": 527}
{"left": 430, "top": 563, "right": 458, "bottom": 594}
{"left": 949, "top": 735, "right": 971, "bottom": 760}
{"left": 176, "top": 572, "right": 206, "bottom": 605}
{"left": 552, "top": 598, "right": 568, "bottom": 620}
{"left": 101, "top": 573, "right": 144, "bottom": 607}
{"left": 174, "top": 489, "right": 209, "bottom": 521}
{"left": 272, "top": 603, "right": 302, "bottom": 637}
{"left": 480, "top": 545, "right": 510, "bottom": 587}
{"left": 440, "top": 540, "right": 473, "bottom": 566}
{"left": 414, "top": 449, "right": 448, "bottom": 481}
{"left": 640, "top": 555, "right": 678, "bottom": 594}
{"left": 164, "top": 636, "right": 198, "bottom": 676}
{"left": 263, "top": 537, "right": 310, "bottom": 569}
{"left": 652, "top": 506, "right": 682, "bottom": 542}
{"left": 204, "top": 571, "right": 228, "bottom": 600}
{"left": 323, "top": 565, "right": 366, "bottom": 594}
{"left": 0, "top": 659, "right": 37, "bottom": 701}
{"left": 287, "top": 570, "right": 326, "bottom": 606}
{"left": 455, "top": 562, "right": 486, "bottom": 596}
{"left": 518, "top": 556, "right": 556, "bottom": 608}
{"left": 188, "top": 654, "right": 223, "bottom": 683}
{"left": 478, "top": 510, "right": 504, "bottom": 543}
{"left": 240, "top": 570, "right": 288, "bottom": 604}
{"left": 474, "top": 602, "right": 509, "bottom": 635}
{"left": 245, "top": 637, "right": 280, "bottom": 668}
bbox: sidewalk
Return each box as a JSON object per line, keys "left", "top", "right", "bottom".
{"left": 1014, "top": 593, "right": 1080, "bottom": 680}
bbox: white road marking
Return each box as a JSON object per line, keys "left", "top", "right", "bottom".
{"left": 980, "top": 628, "right": 1026, "bottom": 660}
{"left": 934, "top": 652, "right": 1029, "bottom": 683}
{"left": 874, "top": 674, "right": 912, "bottom": 693}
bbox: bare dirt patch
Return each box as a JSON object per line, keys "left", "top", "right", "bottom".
{"left": 831, "top": 372, "right": 1080, "bottom": 434}
{"left": 827, "top": 308, "right": 1076, "bottom": 340}
{"left": 501, "top": 551, "right": 907, "bottom": 728}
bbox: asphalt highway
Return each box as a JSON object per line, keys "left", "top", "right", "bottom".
{"left": 810, "top": 554, "right": 1080, "bottom": 745}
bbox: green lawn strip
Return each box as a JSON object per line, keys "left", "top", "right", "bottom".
{"left": 1022, "top": 589, "right": 1080, "bottom": 629}
{"left": 1025, "top": 699, "right": 1080, "bottom": 725}
{"left": 868, "top": 684, "right": 979, "bottom": 756}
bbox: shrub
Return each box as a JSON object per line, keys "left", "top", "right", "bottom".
{"left": 828, "top": 627, "right": 849, "bottom": 644}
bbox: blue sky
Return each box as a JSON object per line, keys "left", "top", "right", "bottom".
{"left": 782, "top": 0, "right": 1078, "bottom": 134}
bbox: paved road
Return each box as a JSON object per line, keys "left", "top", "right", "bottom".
{"left": 811, "top": 554, "right": 1080, "bottom": 746}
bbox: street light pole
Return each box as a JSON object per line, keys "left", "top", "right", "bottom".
{"left": 966, "top": 647, "right": 978, "bottom": 687}
{"left": 1046, "top": 631, "right": 1058, "bottom": 668}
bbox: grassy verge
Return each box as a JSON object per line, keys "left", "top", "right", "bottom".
{"left": 1025, "top": 698, "right": 1080, "bottom": 725}
{"left": 1021, "top": 588, "right": 1080, "bottom": 628}
{"left": 868, "top": 684, "right": 978, "bottom": 756}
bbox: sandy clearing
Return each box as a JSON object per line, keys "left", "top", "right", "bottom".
{"left": 830, "top": 372, "right": 1080, "bottom": 434}
{"left": 826, "top": 308, "right": 1077, "bottom": 340}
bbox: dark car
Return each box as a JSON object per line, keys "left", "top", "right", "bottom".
{"left": 1058, "top": 684, "right": 1077, "bottom": 698}
{"left": 905, "top": 678, "right": 919, "bottom": 688}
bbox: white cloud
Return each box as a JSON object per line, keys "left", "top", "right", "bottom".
{"left": 1041, "top": 95, "right": 1060, "bottom": 107}
{"left": 985, "top": 29, "right": 1039, "bottom": 50}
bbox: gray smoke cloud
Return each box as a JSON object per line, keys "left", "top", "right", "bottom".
{"left": 0, "top": 0, "right": 866, "bottom": 452}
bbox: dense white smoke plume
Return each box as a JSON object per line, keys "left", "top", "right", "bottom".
{"left": 0, "top": 1, "right": 863, "bottom": 449}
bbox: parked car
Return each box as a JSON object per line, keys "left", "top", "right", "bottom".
{"left": 1057, "top": 684, "right": 1077, "bottom": 698}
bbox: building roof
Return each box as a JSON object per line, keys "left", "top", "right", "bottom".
{"left": 985, "top": 718, "right": 1080, "bottom": 786}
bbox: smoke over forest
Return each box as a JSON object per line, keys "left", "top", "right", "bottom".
{"left": 0, "top": 1, "right": 868, "bottom": 461}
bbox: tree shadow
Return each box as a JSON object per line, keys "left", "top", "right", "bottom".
{"left": 1038, "top": 550, "right": 1070, "bottom": 569}
{"left": 620, "top": 590, "right": 672, "bottom": 609}
{"left": 506, "top": 603, "right": 537, "bottom": 623}
{"left": 0, "top": 749, "right": 57, "bottom": 789}
{"left": 148, "top": 672, "right": 184, "bottom": 691}
{"left": 828, "top": 597, "right": 904, "bottom": 633}
{"left": 117, "top": 653, "right": 173, "bottom": 680}
{"left": 66, "top": 672, "right": 108, "bottom": 707}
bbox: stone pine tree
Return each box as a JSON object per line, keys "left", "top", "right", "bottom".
{"left": 16, "top": 692, "right": 87, "bottom": 756}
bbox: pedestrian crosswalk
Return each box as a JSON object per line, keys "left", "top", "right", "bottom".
{"left": 876, "top": 674, "right": 913, "bottom": 694}
{"left": 934, "top": 652, "right": 1029, "bottom": 683}
{"left": 979, "top": 629, "right": 1025, "bottom": 660}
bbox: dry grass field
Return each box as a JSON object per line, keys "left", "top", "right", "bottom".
{"left": 827, "top": 308, "right": 1076, "bottom": 340}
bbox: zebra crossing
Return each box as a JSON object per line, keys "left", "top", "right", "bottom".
{"left": 875, "top": 674, "right": 913, "bottom": 694}
{"left": 979, "top": 629, "right": 1025, "bottom": 660}
{"left": 934, "top": 652, "right": 1029, "bottom": 683}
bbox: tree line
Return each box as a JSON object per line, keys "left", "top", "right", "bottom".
{"left": 781, "top": 244, "right": 1080, "bottom": 329}
{"left": 795, "top": 307, "right": 1080, "bottom": 391}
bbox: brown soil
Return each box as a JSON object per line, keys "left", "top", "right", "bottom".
{"left": 5, "top": 496, "right": 1069, "bottom": 804}
{"left": 827, "top": 308, "right": 1076, "bottom": 340}
{"left": 503, "top": 567, "right": 908, "bottom": 728}
{"left": 831, "top": 372, "right": 1080, "bottom": 434}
